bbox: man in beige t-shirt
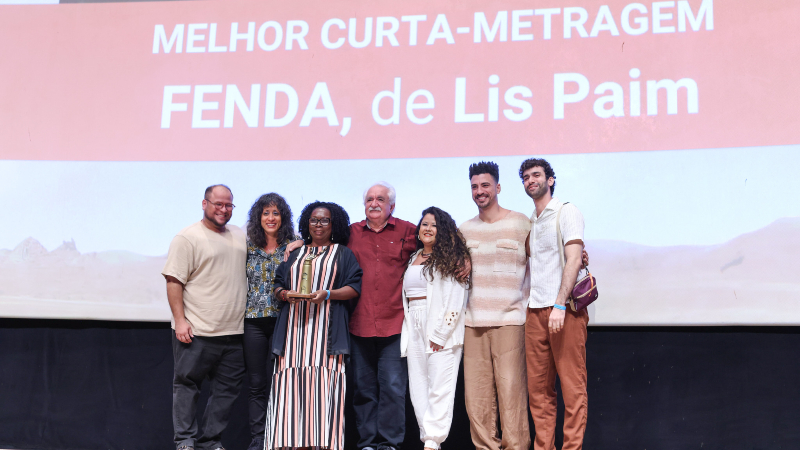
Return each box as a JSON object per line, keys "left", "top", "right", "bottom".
{"left": 459, "top": 162, "right": 531, "bottom": 450}
{"left": 162, "top": 184, "right": 247, "bottom": 450}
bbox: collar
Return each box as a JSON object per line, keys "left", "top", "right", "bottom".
{"left": 533, "top": 197, "right": 562, "bottom": 220}
{"left": 361, "top": 215, "right": 396, "bottom": 232}
{"left": 247, "top": 240, "right": 286, "bottom": 257}
{"left": 544, "top": 196, "right": 562, "bottom": 212}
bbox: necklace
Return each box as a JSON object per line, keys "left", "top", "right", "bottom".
{"left": 421, "top": 252, "right": 432, "bottom": 258}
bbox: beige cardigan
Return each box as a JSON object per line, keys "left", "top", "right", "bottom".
{"left": 400, "top": 250, "right": 469, "bottom": 357}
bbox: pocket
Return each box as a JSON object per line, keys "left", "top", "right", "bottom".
{"left": 381, "top": 238, "right": 408, "bottom": 263}
{"left": 493, "top": 239, "right": 519, "bottom": 273}
{"left": 535, "top": 226, "right": 557, "bottom": 251}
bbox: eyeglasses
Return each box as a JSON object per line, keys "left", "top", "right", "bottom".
{"left": 309, "top": 218, "right": 331, "bottom": 226}
{"left": 205, "top": 199, "right": 235, "bottom": 210}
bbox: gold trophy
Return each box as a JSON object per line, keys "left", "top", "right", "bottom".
{"left": 288, "top": 254, "right": 317, "bottom": 299}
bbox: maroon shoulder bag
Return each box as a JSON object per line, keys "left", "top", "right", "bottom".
{"left": 556, "top": 203, "right": 599, "bottom": 312}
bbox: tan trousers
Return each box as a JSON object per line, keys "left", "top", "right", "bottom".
{"left": 464, "top": 325, "right": 530, "bottom": 450}
{"left": 525, "top": 307, "right": 589, "bottom": 450}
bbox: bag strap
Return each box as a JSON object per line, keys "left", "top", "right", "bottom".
{"left": 557, "top": 202, "right": 588, "bottom": 271}
{"left": 556, "top": 202, "right": 568, "bottom": 272}
{"left": 556, "top": 202, "right": 579, "bottom": 311}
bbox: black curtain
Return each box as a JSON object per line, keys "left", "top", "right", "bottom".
{"left": 1, "top": 319, "right": 798, "bottom": 450}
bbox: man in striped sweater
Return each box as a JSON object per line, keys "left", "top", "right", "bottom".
{"left": 459, "top": 161, "right": 532, "bottom": 450}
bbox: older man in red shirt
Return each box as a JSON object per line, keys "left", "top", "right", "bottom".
{"left": 348, "top": 182, "right": 417, "bottom": 450}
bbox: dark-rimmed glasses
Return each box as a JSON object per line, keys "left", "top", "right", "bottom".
{"left": 205, "top": 199, "right": 235, "bottom": 210}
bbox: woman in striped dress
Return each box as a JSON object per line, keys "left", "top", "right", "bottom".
{"left": 267, "top": 201, "right": 362, "bottom": 450}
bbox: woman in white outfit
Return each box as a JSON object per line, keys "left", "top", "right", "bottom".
{"left": 400, "top": 206, "right": 472, "bottom": 450}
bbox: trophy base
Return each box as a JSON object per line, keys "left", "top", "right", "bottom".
{"left": 287, "top": 293, "right": 314, "bottom": 299}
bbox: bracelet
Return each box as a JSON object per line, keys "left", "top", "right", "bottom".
{"left": 325, "top": 290, "right": 331, "bottom": 300}
{"left": 553, "top": 304, "right": 566, "bottom": 311}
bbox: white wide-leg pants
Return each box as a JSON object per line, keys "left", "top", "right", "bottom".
{"left": 406, "top": 302, "right": 463, "bottom": 450}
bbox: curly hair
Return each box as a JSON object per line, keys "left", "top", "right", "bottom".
{"left": 298, "top": 201, "right": 351, "bottom": 245}
{"left": 468, "top": 161, "right": 499, "bottom": 183}
{"left": 518, "top": 158, "right": 556, "bottom": 195}
{"left": 414, "top": 206, "right": 472, "bottom": 288}
{"left": 246, "top": 193, "right": 295, "bottom": 248}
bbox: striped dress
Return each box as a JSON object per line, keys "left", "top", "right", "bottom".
{"left": 266, "top": 244, "right": 346, "bottom": 450}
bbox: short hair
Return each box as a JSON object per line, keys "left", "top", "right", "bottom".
{"left": 246, "top": 193, "right": 296, "bottom": 248}
{"left": 518, "top": 158, "right": 556, "bottom": 195}
{"left": 363, "top": 181, "right": 396, "bottom": 205}
{"left": 204, "top": 184, "right": 233, "bottom": 200}
{"left": 298, "top": 201, "right": 351, "bottom": 245}
{"left": 468, "top": 161, "right": 499, "bottom": 183}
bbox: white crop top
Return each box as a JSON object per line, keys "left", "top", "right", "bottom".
{"left": 403, "top": 265, "right": 428, "bottom": 298}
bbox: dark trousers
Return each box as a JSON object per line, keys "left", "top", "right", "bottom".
{"left": 350, "top": 334, "right": 407, "bottom": 449}
{"left": 243, "top": 317, "right": 277, "bottom": 440}
{"left": 172, "top": 334, "right": 245, "bottom": 450}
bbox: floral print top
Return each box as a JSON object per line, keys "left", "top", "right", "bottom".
{"left": 245, "top": 240, "right": 287, "bottom": 318}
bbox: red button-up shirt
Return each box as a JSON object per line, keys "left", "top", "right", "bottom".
{"left": 347, "top": 216, "right": 418, "bottom": 337}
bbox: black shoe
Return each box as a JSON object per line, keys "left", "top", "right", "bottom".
{"left": 247, "top": 437, "right": 264, "bottom": 450}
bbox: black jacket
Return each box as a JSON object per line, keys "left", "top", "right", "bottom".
{"left": 270, "top": 245, "right": 362, "bottom": 356}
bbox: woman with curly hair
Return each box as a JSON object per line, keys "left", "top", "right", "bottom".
{"left": 243, "top": 193, "right": 296, "bottom": 450}
{"left": 265, "top": 201, "right": 362, "bottom": 450}
{"left": 400, "top": 206, "right": 472, "bottom": 450}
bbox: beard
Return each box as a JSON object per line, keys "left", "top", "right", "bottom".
{"left": 525, "top": 182, "right": 549, "bottom": 200}
{"left": 204, "top": 209, "right": 231, "bottom": 227}
{"left": 473, "top": 194, "right": 493, "bottom": 208}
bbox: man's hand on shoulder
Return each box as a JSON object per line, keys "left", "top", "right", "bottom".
{"left": 284, "top": 239, "right": 303, "bottom": 261}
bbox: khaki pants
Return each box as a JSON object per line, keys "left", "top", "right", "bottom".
{"left": 464, "top": 325, "right": 530, "bottom": 450}
{"left": 525, "top": 307, "right": 589, "bottom": 450}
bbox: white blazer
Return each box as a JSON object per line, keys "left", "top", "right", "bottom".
{"left": 400, "top": 250, "right": 469, "bottom": 357}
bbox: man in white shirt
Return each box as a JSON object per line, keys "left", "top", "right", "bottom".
{"left": 519, "top": 159, "right": 588, "bottom": 450}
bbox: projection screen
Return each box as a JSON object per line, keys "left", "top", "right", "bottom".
{"left": 1, "top": 0, "right": 798, "bottom": 325}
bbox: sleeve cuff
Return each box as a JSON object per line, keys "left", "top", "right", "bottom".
{"left": 347, "top": 282, "right": 362, "bottom": 295}
{"left": 161, "top": 271, "right": 187, "bottom": 285}
{"left": 430, "top": 328, "right": 450, "bottom": 346}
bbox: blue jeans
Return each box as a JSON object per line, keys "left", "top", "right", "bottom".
{"left": 350, "top": 334, "right": 408, "bottom": 449}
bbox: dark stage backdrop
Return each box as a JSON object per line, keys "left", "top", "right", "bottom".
{"left": 1, "top": 319, "right": 798, "bottom": 450}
